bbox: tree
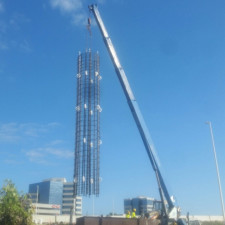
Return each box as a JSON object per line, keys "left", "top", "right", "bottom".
{"left": 0, "top": 180, "right": 34, "bottom": 225}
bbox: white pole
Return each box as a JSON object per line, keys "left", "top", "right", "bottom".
{"left": 36, "top": 185, "right": 39, "bottom": 214}
{"left": 70, "top": 197, "right": 76, "bottom": 225}
{"left": 92, "top": 195, "right": 95, "bottom": 216}
{"left": 112, "top": 198, "right": 114, "bottom": 216}
{"left": 73, "top": 198, "right": 76, "bottom": 222}
{"left": 206, "top": 121, "right": 225, "bottom": 224}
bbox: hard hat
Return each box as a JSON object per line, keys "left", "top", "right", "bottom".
{"left": 133, "top": 208, "right": 136, "bottom": 212}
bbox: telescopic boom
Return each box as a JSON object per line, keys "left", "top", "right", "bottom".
{"left": 88, "top": 4, "right": 176, "bottom": 221}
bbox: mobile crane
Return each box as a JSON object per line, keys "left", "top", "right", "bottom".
{"left": 88, "top": 4, "right": 185, "bottom": 225}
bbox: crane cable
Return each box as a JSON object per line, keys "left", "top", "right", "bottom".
{"left": 86, "top": 13, "right": 92, "bottom": 50}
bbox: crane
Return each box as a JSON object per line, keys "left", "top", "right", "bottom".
{"left": 88, "top": 4, "right": 184, "bottom": 225}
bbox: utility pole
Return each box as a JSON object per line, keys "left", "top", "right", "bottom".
{"left": 206, "top": 121, "right": 225, "bottom": 224}
{"left": 36, "top": 185, "right": 39, "bottom": 214}
{"left": 112, "top": 198, "right": 114, "bottom": 216}
{"left": 70, "top": 198, "right": 76, "bottom": 225}
{"left": 92, "top": 195, "right": 95, "bottom": 216}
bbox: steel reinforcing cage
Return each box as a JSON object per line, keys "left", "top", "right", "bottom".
{"left": 74, "top": 49, "right": 101, "bottom": 197}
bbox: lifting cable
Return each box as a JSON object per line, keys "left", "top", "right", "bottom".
{"left": 85, "top": 11, "right": 92, "bottom": 50}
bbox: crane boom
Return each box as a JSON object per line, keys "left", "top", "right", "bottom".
{"left": 88, "top": 4, "right": 175, "bottom": 220}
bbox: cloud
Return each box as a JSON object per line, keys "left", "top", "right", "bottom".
{"left": 0, "top": 41, "right": 8, "bottom": 50}
{"left": 50, "top": 0, "right": 82, "bottom": 13}
{"left": 45, "top": 147, "right": 73, "bottom": 158}
{"left": 26, "top": 149, "right": 45, "bottom": 163}
{"left": 9, "top": 13, "right": 30, "bottom": 30}
{"left": 0, "top": 21, "right": 7, "bottom": 33}
{"left": 25, "top": 149, "right": 49, "bottom": 164}
{"left": 0, "top": 13, "right": 31, "bottom": 52}
{"left": 72, "top": 13, "right": 86, "bottom": 26}
{"left": 0, "top": 21, "right": 8, "bottom": 50}
{"left": 49, "top": 0, "right": 106, "bottom": 26}
{"left": 3, "top": 159, "right": 23, "bottom": 165}
{"left": 19, "top": 40, "right": 32, "bottom": 53}
{"left": 25, "top": 146, "right": 73, "bottom": 164}
{"left": 0, "top": 1, "right": 4, "bottom": 13}
{"left": 0, "top": 122, "right": 60, "bottom": 143}
{"left": 97, "top": 0, "right": 106, "bottom": 4}
{"left": 0, "top": 123, "right": 21, "bottom": 142}
{"left": 0, "top": 122, "right": 72, "bottom": 166}
{"left": 49, "top": 139, "right": 64, "bottom": 146}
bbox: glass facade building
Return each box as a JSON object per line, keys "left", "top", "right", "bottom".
{"left": 124, "top": 196, "right": 161, "bottom": 216}
{"left": 124, "top": 199, "right": 132, "bottom": 213}
{"left": 29, "top": 178, "right": 64, "bottom": 205}
{"left": 28, "top": 178, "right": 82, "bottom": 216}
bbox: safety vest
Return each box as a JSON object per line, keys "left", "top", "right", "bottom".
{"left": 126, "top": 213, "right": 130, "bottom": 218}
{"left": 132, "top": 212, "right": 136, "bottom": 218}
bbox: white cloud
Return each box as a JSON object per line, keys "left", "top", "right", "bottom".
{"left": 0, "top": 13, "right": 31, "bottom": 51}
{"left": 97, "top": 0, "right": 106, "bottom": 4}
{"left": 0, "top": 122, "right": 72, "bottom": 166}
{"left": 26, "top": 149, "right": 45, "bottom": 162}
{"left": 0, "top": 123, "right": 20, "bottom": 142}
{"left": 0, "top": 122, "right": 60, "bottom": 142}
{"left": 9, "top": 13, "right": 30, "bottom": 31}
{"left": 0, "top": 22, "right": 8, "bottom": 50}
{"left": 4, "top": 159, "right": 23, "bottom": 165}
{"left": 0, "top": 1, "right": 4, "bottom": 13}
{"left": 49, "top": 0, "right": 88, "bottom": 26}
{"left": 25, "top": 149, "right": 49, "bottom": 164}
{"left": 45, "top": 147, "right": 73, "bottom": 158}
{"left": 50, "top": 0, "right": 82, "bottom": 13}
{"left": 19, "top": 40, "right": 32, "bottom": 53}
{"left": 0, "top": 41, "right": 8, "bottom": 50}
{"left": 49, "top": 0, "right": 106, "bottom": 26}
{"left": 72, "top": 13, "right": 86, "bottom": 26}
{"left": 49, "top": 139, "right": 64, "bottom": 146}
{"left": 0, "top": 21, "right": 7, "bottom": 33}
{"left": 25, "top": 146, "right": 73, "bottom": 164}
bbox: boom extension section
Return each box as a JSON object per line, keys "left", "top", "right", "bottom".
{"left": 88, "top": 4, "right": 178, "bottom": 222}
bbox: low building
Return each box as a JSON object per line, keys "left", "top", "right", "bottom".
{"left": 32, "top": 203, "right": 60, "bottom": 215}
{"left": 124, "top": 196, "right": 162, "bottom": 216}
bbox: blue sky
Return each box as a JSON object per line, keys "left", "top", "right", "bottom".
{"left": 1, "top": 0, "right": 225, "bottom": 217}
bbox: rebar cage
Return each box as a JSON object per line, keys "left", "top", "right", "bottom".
{"left": 74, "top": 49, "right": 101, "bottom": 196}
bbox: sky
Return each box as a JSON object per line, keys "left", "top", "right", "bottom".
{"left": 0, "top": 0, "right": 225, "bottom": 217}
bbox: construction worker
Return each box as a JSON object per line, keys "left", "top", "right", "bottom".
{"left": 132, "top": 208, "right": 136, "bottom": 218}
{"left": 126, "top": 210, "right": 131, "bottom": 218}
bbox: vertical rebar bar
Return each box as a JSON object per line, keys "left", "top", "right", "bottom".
{"left": 96, "top": 52, "right": 100, "bottom": 196}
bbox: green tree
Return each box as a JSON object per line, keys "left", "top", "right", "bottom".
{"left": 0, "top": 180, "right": 34, "bottom": 225}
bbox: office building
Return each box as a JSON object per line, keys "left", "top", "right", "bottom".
{"left": 28, "top": 178, "right": 82, "bottom": 216}
{"left": 29, "top": 178, "right": 64, "bottom": 206}
{"left": 124, "top": 196, "right": 162, "bottom": 216}
{"left": 62, "top": 182, "right": 82, "bottom": 215}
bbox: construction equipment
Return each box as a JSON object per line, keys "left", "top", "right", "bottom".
{"left": 88, "top": 4, "right": 185, "bottom": 225}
